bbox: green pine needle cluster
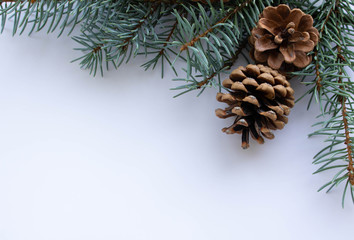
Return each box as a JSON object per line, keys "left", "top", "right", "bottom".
{"left": 290, "top": 0, "right": 354, "bottom": 207}
{"left": 0, "top": 0, "right": 353, "bottom": 206}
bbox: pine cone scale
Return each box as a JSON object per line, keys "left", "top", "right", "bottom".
{"left": 293, "top": 51, "right": 312, "bottom": 68}
{"left": 262, "top": 6, "right": 283, "bottom": 23}
{"left": 273, "top": 85, "right": 287, "bottom": 97}
{"left": 258, "top": 73, "right": 275, "bottom": 85}
{"left": 308, "top": 27, "right": 319, "bottom": 44}
{"left": 298, "top": 15, "right": 313, "bottom": 31}
{"left": 276, "top": 4, "right": 290, "bottom": 19}
{"left": 253, "top": 50, "right": 268, "bottom": 63}
{"left": 242, "top": 78, "right": 259, "bottom": 88}
{"left": 230, "top": 68, "right": 247, "bottom": 81}
{"left": 267, "top": 52, "right": 284, "bottom": 70}
{"left": 258, "top": 18, "right": 281, "bottom": 35}
{"left": 289, "top": 32, "right": 309, "bottom": 42}
{"left": 280, "top": 44, "right": 296, "bottom": 63}
{"left": 294, "top": 40, "right": 314, "bottom": 52}
{"left": 285, "top": 9, "right": 303, "bottom": 26}
{"left": 255, "top": 35, "right": 278, "bottom": 52}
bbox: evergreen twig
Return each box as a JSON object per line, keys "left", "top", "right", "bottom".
{"left": 0, "top": 0, "right": 353, "bottom": 206}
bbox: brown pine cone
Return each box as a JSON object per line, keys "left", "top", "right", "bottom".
{"left": 249, "top": 4, "right": 319, "bottom": 70}
{"left": 215, "top": 64, "right": 294, "bottom": 149}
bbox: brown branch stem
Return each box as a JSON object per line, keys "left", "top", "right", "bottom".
{"left": 315, "top": 7, "right": 335, "bottom": 91}
{"left": 197, "top": 37, "right": 248, "bottom": 89}
{"left": 315, "top": 50, "right": 322, "bottom": 91}
{"left": 90, "top": 3, "right": 159, "bottom": 55}
{"left": 180, "top": 0, "right": 253, "bottom": 52}
{"left": 122, "top": 4, "right": 159, "bottom": 51}
{"left": 334, "top": 0, "right": 353, "bottom": 185}
{"left": 336, "top": 45, "right": 354, "bottom": 185}
{"left": 158, "top": 10, "right": 183, "bottom": 57}
{"left": 313, "top": 0, "right": 353, "bottom": 185}
{"left": 341, "top": 94, "right": 354, "bottom": 185}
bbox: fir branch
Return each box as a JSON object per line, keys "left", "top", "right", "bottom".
{"left": 318, "top": 1, "right": 354, "bottom": 194}
{"left": 336, "top": 42, "right": 354, "bottom": 187}
{"left": 2, "top": 0, "right": 353, "bottom": 206}
{"left": 158, "top": 15, "right": 179, "bottom": 57}
{"left": 292, "top": 0, "right": 354, "bottom": 205}
{"left": 141, "top": 6, "right": 186, "bottom": 77}
{"left": 171, "top": 0, "right": 271, "bottom": 95}
{"left": 315, "top": 4, "right": 336, "bottom": 91}
{"left": 196, "top": 36, "right": 248, "bottom": 89}
{"left": 121, "top": 3, "right": 160, "bottom": 51}
{"left": 180, "top": 0, "right": 253, "bottom": 51}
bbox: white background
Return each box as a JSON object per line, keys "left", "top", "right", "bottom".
{"left": 0, "top": 23, "right": 353, "bottom": 240}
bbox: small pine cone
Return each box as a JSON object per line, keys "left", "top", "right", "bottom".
{"left": 249, "top": 4, "right": 319, "bottom": 70}
{"left": 215, "top": 64, "right": 294, "bottom": 149}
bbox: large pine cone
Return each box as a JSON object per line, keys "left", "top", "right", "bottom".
{"left": 215, "top": 64, "right": 294, "bottom": 149}
{"left": 249, "top": 4, "right": 319, "bottom": 70}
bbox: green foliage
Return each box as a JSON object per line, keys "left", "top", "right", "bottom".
{"left": 289, "top": 0, "right": 354, "bottom": 207}
{"left": 1, "top": 0, "right": 271, "bottom": 86}
{"left": 0, "top": 0, "right": 353, "bottom": 206}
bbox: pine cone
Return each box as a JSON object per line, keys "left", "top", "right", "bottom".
{"left": 215, "top": 64, "right": 294, "bottom": 149}
{"left": 249, "top": 4, "right": 319, "bottom": 70}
